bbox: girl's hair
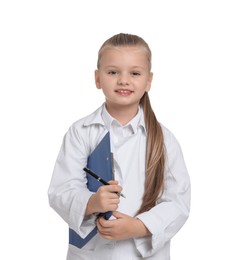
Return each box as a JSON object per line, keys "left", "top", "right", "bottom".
{"left": 97, "top": 33, "right": 166, "bottom": 215}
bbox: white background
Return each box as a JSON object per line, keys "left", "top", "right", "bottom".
{"left": 0, "top": 0, "right": 240, "bottom": 259}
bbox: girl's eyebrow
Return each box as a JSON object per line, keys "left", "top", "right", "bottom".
{"left": 131, "top": 66, "right": 146, "bottom": 70}
{"left": 101, "top": 65, "right": 118, "bottom": 70}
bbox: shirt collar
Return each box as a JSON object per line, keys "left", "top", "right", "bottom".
{"left": 102, "top": 103, "right": 147, "bottom": 135}
{"left": 82, "top": 104, "right": 106, "bottom": 127}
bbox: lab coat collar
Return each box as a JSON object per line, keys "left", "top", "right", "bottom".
{"left": 83, "top": 103, "right": 147, "bottom": 135}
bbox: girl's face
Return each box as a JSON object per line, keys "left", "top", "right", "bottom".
{"left": 95, "top": 46, "right": 153, "bottom": 113}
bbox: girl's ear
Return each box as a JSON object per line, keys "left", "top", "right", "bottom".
{"left": 146, "top": 72, "right": 153, "bottom": 92}
{"left": 95, "top": 70, "right": 101, "bottom": 89}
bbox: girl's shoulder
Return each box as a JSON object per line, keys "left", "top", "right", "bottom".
{"left": 71, "top": 105, "right": 104, "bottom": 130}
{"left": 160, "top": 123, "right": 182, "bottom": 152}
{"left": 161, "top": 123, "right": 178, "bottom": 142}
{"left": 65, "top": 105, "right": 107, "bottom": 151}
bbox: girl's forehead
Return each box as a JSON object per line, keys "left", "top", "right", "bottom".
{"left": 102, "top": 45, "right": 147, "bottom": 54}
{"left": 100, "top": 46, "right": 149, "bottom": 63}
{"left": 98, "top": 45, "right": 151, "bottom": 70}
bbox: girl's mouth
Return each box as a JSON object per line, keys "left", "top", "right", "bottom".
{"left": 115, "top": 89, "right": 133, "bottom": 96}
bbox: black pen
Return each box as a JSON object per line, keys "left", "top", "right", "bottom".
{"left": 83, "top": 167, "right": 126, "bottom": 198}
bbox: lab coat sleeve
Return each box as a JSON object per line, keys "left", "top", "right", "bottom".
{"left": 134, "top": 130, "right": 191, "bottom": 257}
{"left": 48, "top": 124, "right": 97, "bottom": 238}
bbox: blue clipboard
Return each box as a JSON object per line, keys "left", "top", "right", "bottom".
{"left": 69, "top": 132, "right": 113, "bottom": 248}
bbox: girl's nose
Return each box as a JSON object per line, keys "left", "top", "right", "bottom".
{"left": 117, "top": 74, "right": 129, "bottom": 85}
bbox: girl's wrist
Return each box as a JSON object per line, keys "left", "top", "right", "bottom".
{"left": 85, "top": 194, "right": 97, "bottom": 216}
{"left": 134, "top": 218, "right": 151, "bottom": 238}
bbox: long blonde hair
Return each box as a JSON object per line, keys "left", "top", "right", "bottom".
{"left": 97, "top": 33, "right": 165, "bottom": 215}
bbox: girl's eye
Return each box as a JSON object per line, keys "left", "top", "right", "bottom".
{"left": 132, "top": 72, "right": 141, "bottom": 76}
{"left": 108, "top": 71, "right": 117, "bottom": 75}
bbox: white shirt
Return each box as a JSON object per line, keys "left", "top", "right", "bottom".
{"left": 102, "top": 105, "right": 147, "bottom": 217}
{"left": 48, "top": 103, "right": 191, "bottom": 260}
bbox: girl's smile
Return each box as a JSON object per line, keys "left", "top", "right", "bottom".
{"left": 114, "top": 88, "right": 134, "bottom": 96}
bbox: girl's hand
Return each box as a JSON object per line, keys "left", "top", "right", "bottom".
{"left": 86, "top": 181, "right": 122, "bottom": 215}
{"left": 96, "top": 211, "right": 151, "bottom": 240}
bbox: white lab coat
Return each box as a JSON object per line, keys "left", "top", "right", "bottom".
{"left": 48, "top": 104, "right": 191, "bottom": 260}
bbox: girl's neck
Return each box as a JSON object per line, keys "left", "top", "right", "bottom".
{"left": 105, "top": 103, "right": 139, "bottom": 126}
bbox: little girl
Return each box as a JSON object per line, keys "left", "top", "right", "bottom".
{"left": 48, "top": 33, "right": 191, "bottom": 260}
